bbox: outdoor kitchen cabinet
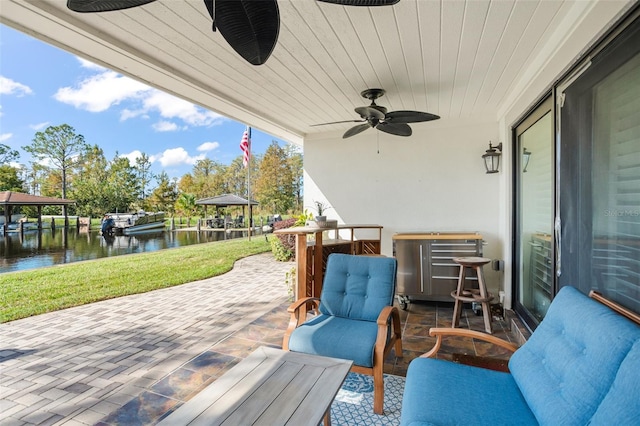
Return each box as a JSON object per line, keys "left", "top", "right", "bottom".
{"left": 393, "top": 233, "right": 484, "bottom": 308}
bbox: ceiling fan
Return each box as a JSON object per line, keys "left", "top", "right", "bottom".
{"left": 313, "top": 88, "right": 440, "bottom": 138}
{"left": 66, "top": 0, "right": 400, "bottom": 66}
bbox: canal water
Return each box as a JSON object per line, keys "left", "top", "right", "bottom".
{"left": 0, "top": 228, "right": 259, "bottom": 273}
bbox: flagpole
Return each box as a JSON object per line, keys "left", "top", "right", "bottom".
{"left": 247, "top": 127, "right": 252, "bottom": 241}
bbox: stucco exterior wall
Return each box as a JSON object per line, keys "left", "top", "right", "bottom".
{"left": 304, "top": 119, "right": 505, "bottom": 295}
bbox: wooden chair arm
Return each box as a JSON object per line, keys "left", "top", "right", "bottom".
{"left": 374, "top": 306, "right": 403, "bottom": 359}
{"left": 376, "top": 305, "right": 396, "bottom": 325}
{"left": 282, "top": 297, "right": 321, "bottom": 351}
{"left": 421, "top": 327, "right": 519, "bottom": 358}
{"left": 286, "top": 297, "right": 320, "bottom": 314}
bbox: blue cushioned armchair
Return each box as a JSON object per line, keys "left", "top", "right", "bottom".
{"left": 282, "top": 253, "right": 403, "bottom": 414}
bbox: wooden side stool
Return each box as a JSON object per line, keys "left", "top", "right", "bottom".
{"left": 451, "top": 256, "right": 494, "bottom": 334}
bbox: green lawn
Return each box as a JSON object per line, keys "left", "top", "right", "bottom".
{"left": 0, "top": 238, "right": 272, "bottom": 323}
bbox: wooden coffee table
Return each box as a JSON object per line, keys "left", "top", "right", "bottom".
{"left": 157, "top": 346, "right": 353, "bottom": 426}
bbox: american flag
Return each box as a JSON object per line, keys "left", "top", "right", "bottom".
{"left": 240, "top": 127, "right": 251, "bottom": 168}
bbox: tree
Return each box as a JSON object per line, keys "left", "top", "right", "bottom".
{"left": 134, "top": 153, "right": 155, "bottom": 209}
{"left": 254, "top": 141, "right": 295, "bottom": 214}
{"left": 191, "top": 158, "right": 218, "bottom": 198}
{"left": 175, "top": 192, "right": 197, "bottom": 217}
{"left": 0, "top": 143, "right": 19, "bottom": 164}
{"left": 23, "top": 124, "right": 90, "bottom": 217}
{"left": 149, "top": 171, "right": 178, "bottom": 213}
{"left": 285, "top": 145, "right": 303, "bottom": 211}
{"left": 106, "top": 155, "right": 138, "bottom": 213}
{"left": 178, "top": 173, "right": 195, "bottom": 194}
{"left": 0, "top": 165, "right": 24, "bottom": 191}
{"left": 70, "top": 146, "right": 110, "bottom": 217}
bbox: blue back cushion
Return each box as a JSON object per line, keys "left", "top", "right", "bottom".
{"left": 509, "top": 286, "right": 640, "bottom": 426}
{"left": 319, "top": 254, "right": 397, "bottom": 322}
{"left": 589, "top": 340, "right": 640, "bottom": 425}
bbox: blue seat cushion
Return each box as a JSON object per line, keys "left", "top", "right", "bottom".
{"left": 589, "top": 340, "right": 640, "bottom": 425}
{"left": 509, "top": 286, "right": 640, "bottom": 426}
{"left": 400, "top": 357, "right": 537, "bottom": 426}
{"left": 319, "top": 254, "right": 397, "bottom": 322}
{"left": 287, "top": 315, "right": 378, "bottom": 367}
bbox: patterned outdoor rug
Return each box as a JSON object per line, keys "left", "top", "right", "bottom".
{"left": 326, "top": 372, "right": 405, "bottom": 426}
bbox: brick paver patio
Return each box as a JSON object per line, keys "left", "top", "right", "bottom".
{"left": 0, "top": 253, "right": 292, "bottom": 425}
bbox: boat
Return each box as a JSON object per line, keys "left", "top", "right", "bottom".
{"left": 101, "top": 211, "right": 166, "bottom": 235}
{"left": 1, "top": 215, "right": 40, "bottom": 233}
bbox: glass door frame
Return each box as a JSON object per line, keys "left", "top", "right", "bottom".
{"left": 512, "top": 95, "right": 556, "bottom": 331}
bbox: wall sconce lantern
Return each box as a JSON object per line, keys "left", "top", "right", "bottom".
{"left": 482, "top": 142, "right": 502, "bottom": 174}
{"left": 523, "top": 147, "right": 532, "bottom": 172}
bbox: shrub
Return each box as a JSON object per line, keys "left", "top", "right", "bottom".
{"left": 271, "top": 217, "right": 297, "bottom": 261}
{"left": 270, "top": 236, "right": 293, "bottom": 261}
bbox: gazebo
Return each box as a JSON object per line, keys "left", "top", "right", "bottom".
{"left": 195, "top": 194, "right": 258, "bottom": 228}
{"left": 0, "top": 191, "right": 76, "bottom": 234}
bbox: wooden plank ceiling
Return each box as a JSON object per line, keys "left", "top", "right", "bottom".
{"left": 2, "top": 0, "right": 581, "bottom": 143}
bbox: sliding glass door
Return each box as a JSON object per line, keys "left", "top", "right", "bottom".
{"left": 512, "top": 10, "right": 640, "bottom": 329}
{"left": 558, "top": 17, "right": 640, "bottom": 312}
{"left": 514, "top": 98, "right": 554, "bottom": 327}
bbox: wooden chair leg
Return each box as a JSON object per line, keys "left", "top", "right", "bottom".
{"left": 394, "top": 337, "right": 403, "bottom": 357}
{"left": 373, "top": 365, "right": 384, "bottom": 414}
{"left": 323, "top": 409, "right": 332, "bottom": 426}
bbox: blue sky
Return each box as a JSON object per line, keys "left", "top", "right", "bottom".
{"left": 0, "top": 24, "right": 293, "bottom": 181}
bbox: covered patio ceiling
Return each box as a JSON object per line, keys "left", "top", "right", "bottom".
{"left": 2, "top": 0, "right": 629, "bottom": 145}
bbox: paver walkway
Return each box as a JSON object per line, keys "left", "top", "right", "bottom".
{"left": 0, "top": 253, "right": 292, "bottom": 426}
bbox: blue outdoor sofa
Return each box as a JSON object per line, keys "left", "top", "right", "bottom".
{"left": 400, "top": 286, "right": 640, "bottom": 426}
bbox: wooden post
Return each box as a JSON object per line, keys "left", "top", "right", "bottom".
{"left": 313, "top": 230, "right": 323, "bottom": 298}
{"left": 295, "top": 234, "right": 308, "bottom": 301}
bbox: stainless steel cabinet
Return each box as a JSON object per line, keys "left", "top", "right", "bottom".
{"left": 393, "top": 233, "right": 484, "bottom": 308}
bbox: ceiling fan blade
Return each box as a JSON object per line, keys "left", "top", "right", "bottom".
{"left": 376, "top": 122, "right": 412, "bottom": 137}
{"left": 355, "top": 106, "right": 385, "bottom": 120}
{"left": 204, "top": 0, "right": 280, "bottom": 66}
{"left": 67, "top": 0, "right": 156, "bottom": 12}
{"left": 311, "top": 119, "right": 366, "bottom": 126}
{"left": 385, "top": 110, "right": 440, "bottom": 123}
{"left": 343, "top": 124, "right": 371, "bottom": 138}
{"left": 317, "top": 0, "right": 400, "bottom": 6}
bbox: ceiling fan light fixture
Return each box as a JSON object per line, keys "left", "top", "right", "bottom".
{"left": 67, "top": 0, "right": 157, "bottom": 13}
{"left": 317, "top": 0, "right": 400, "bottom": 6}
{"left": 315, "top": 88, "right": 439, "bottom": 138}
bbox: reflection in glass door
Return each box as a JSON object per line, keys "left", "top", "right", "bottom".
{"left": 514, "top": 97, "right": 554, "bottom": 327}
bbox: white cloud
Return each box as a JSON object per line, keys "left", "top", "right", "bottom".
{"left": 152, "top": 147, "right": 205, "bottom": 167}
{"left": 77, "top": 57, "right": 106, "bottom": 71}
{"left": 120, "top": 108, "right": 149, "bottom": 121}
{"left": 121, "top": 150, "right": 144, "bottom": 164}
{"left": 54, "top": 67, "right": 227, "bottom": 130}
{"left": 142, "top": 91, "right": 225, "bottom": 127}
{"left": 0, "top": 133, "right": 12, "bottom": 142}
{"left": 0, "top": 76, "right": 33, "bottom": 96}
{"left": 152, "top": 121, "right": 179, "bottom": 132}
{"left": 197, "top": 141, "right": 220, "bottom": 152}
{"left": 54, "top": 70, "right": 150, "bottom": 112}
{"left": 30, "top": 122, "right": 50, "bottom": 131}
